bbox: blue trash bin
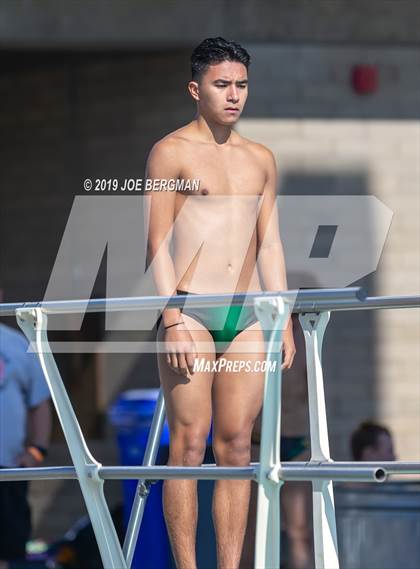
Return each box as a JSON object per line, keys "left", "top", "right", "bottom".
{"left": 108, "top": 389, "right": 172, "bottom": 569}
{"left": 109, "top": 388, "right": 215, "bottom": 569}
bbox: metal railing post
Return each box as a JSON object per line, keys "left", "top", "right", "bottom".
{"left": 253, "top": 296, "right": 291, "bottom": 569}
{"left": 300, "top": 311, "right": 339, "bottom": 569}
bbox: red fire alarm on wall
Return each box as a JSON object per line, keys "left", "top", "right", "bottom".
{"left": 351, "top": 64, "right": 379, "bottom": 95}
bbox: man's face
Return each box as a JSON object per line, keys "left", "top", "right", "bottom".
{"left": 192, "top": 60, "right": 248, "bottom": 125}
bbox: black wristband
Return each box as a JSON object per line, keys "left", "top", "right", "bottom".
{"left": 164, "top": 321, "right": 184, "bottom": 330}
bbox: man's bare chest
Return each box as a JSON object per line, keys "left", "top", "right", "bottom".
{"left": 179, "top": 149, "right": 265, "bottom": 197}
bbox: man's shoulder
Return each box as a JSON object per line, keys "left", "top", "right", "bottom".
{"left": 238, "top": 137, "right": 276, "bottom": 169}
{"left": 243, "top": 138, "right": 275, "bottom": 160}
{"left": 149, "top": 125, "right": 192, "bottom": 156}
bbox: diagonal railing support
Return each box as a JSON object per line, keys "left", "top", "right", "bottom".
{"left": 123, "top": 389, "right": 167, "bottom": 567}
{"left": 16, "top": 307, "right": 127, "bottom": 569}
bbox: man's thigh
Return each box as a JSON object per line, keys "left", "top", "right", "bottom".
{"left": 212, "top": 321, "right": 266, "bottom": 437}
{"left": 157, "top": 314, "right": 216, "bottom": 435}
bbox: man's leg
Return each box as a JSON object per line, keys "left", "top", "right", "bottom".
{"left": 157, "top": 315, "right": 215, "bottom": 569}
{"left": 280, "top": 315, "right": 313, "bottom": 569}
{"left": 211, "top": 323, "right": 265, "bottom": 569}
{"left": 238, "top": 440, "right": 259, "bottom": 569}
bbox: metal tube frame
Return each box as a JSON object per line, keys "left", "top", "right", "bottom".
{"left": 0, "top": 288, "right": 419, "bottom": 569}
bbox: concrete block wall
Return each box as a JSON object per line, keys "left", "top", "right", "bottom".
{"left": 1, "top": 1, "right": 420, "bottom": 47}
{"left": 237, "top": 44, "right": 420, "bottom": 461}
{"left": 0, "top": 49, "right": 193, "bottom": 304}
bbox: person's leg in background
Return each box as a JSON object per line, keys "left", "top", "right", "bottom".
{"left": 281, "top": 446, "right": 314, "bottom": 569}
{"left": 0, "top": 476, "right": 31, "bottom": 565}
{"left": 279, "top": 313, "right": 314, "bottom": 569}
{"left": 239, "top": 440, "right": 313, "bottom": 569}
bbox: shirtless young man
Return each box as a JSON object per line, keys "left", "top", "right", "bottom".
{"left": 145, "top": 37, "right": 296, "bottom": 569}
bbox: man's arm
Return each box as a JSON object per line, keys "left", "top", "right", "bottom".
{"left": 256, "top": 147, "right": 296, "bottom": 369}
{"left": 256, "top": 147, "right": 288, "bottom": 292}
{"left": 145, "top": 139, "right": 183, "bottom": 327}
{"left": 145, "top": 139, "right": 197, "bottom": 376}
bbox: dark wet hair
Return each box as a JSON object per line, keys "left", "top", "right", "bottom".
{"left": 191, "top": 37, "right": 250, "bottom": 81}
{"left": 350, "top": 420, "right": 391, "bottom": 460}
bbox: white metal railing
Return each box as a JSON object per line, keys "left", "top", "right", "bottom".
{"left": 0, "top": 287, "right": 419, "bottom": 569}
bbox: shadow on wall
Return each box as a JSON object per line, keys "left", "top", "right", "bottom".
{"left": 281, "top": 170, "right": 380, "bottom": 459}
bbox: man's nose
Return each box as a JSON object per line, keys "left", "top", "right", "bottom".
{"left": 227, "top": 86, "right": 239, "bottom": 102}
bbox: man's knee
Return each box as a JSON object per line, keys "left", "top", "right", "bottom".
{"left": 168, "top": 429, "right": 208, "bottom": 466}
{"left": 213, "top": 432, "right": 252, "bottom": 465}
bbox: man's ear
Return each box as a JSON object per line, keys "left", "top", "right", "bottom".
{"left": 188, "top": 81, "right": 200, "bottom": 102}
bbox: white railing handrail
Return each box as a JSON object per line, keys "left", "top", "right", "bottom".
{"left": 0, "top": 287, "right": 418, "bottom": 317}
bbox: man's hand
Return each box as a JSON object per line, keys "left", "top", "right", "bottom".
{"left": 164, "top": 323, "right": 198, "bottom": 377}
{"left": 16, "top": 449, "right": 43, "bottom": 468}
{"left": 281, "top": 319, "right": 296, "bottom": 370}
